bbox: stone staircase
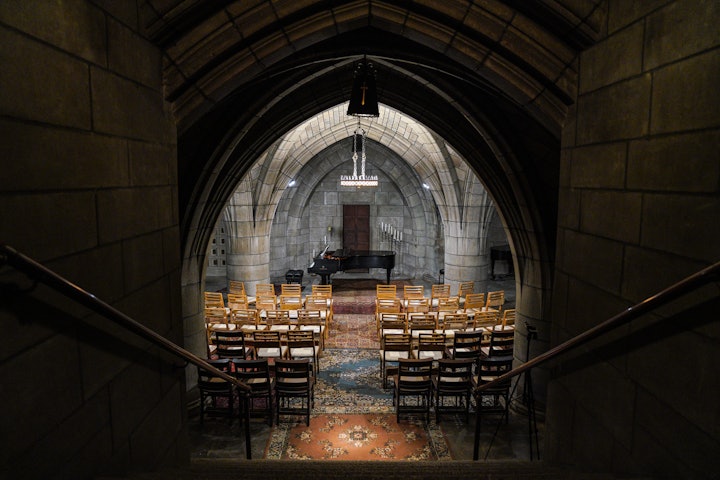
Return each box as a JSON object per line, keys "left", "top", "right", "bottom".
{"left": 110, "top": 458, "right": 620, "bottom": 480}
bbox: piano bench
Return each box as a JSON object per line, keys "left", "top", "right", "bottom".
{"left": 285, "top": 269, "right": 304, "bottom": 284}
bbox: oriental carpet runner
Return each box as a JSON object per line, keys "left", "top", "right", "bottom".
{"left": 264, "top": 348, "right": 451, "bottom": 460}
{"left": 265, "top": 413, "right": 450, "bottom": 461}
{"left": 261, "top": 278, "right": 452, "bottom": 461}
{"left": 325, "top": 278, "right": 408, "bottom": 349}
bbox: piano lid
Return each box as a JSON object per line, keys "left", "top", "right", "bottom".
{"left": 327, "top": 249, "right": 394, "bottom": 258}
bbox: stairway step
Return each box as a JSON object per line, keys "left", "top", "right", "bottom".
{"left": 179, "top": 458, "right": 617, "bottom": 480}
{"left": 101, "top": 459, "right": 625, "bottom": 480}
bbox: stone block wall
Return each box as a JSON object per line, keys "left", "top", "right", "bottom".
{"left": 268, "top": 140, "right": 443, "bottom": 283}
{"left": 547, "top": 1, "right": 720, "bottom": 478}
{"left": 0, "top": 2, "right": 184, "bottom": 478}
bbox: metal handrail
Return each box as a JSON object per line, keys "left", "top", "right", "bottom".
{"left": 474, "top": 259, "right": 720, "bottom": 460}
{"left": 0, "top": 243, "right": 254, "bottom": 458}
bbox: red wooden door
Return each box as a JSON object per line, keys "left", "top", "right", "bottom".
{"left": 343, "top": 204, "right": 370, "bottom": 252}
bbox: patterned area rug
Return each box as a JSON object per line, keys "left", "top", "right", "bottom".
{"left": 326, "top": 313, "right": 378, "bottom": 349}
{"left": 266, "top": 413, "right": 450, "bottom": 461}
{"left": 265, "top": 349, "right": 452, "bottom": 461}
{"left": 326, "top": 287, "right": 379, "bottom": 348}
{"left": 315, "top": 349, "right": 390, "bottom": 412}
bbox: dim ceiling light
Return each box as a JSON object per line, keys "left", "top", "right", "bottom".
{"left": 340, "top": 127, "right": 378, "bottom": 187}
{"left": 346, "top": 58, "right": 379, "bottom": 118}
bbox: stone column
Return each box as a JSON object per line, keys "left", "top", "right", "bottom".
{"left": 224, "top": 190, "right": 272, "bottom": 296}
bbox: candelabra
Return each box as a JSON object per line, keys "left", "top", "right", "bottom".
{"left": 379, "top": 222, "right": 404, "bottom": 277}
{"left": 378, "top": 221, "right": 403, "bottom": 245}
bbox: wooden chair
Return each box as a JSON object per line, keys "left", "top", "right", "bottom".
{"left": 471, "top": 310, "right": 499, "bottom": 333}
{"left": 376, "top": 284, "right": 397, "bottom": 299}
{"left": 463, "top": 293, "right": 486, "bottom": 312}
{"left": 415, "top": 332, "right": 446, "bottom": 365}
{"left": 228, "top": 280, "right": 246, "bottom": 295}
{"left": 230, "top": 308, "right": 260, "bottom": 334}
{"left": 408, "top": 313, "right": 438, "bottom": 343}
{"left": 255, "top": 294, "right": 277, "bottom": 315}
{"left": 430, "top": 284, "right": 451, "bottom": 308}
{"left": 304, "top": 295, "right": 331, "bottom": 333}
{"left": 286, "top": 330, "right": 319, "bottom": 376}
{"left": 311, "top": 284, "right": 332, "bottom": 305}
{"left": 278, "top": 294, "right": 302, "bottom": 317}
{"left": 378, "top": 312, "right": 407, "bottom": 339}
{"left": 296, "top": 309, "right": 326, "bottom": 350}
{"left": 204, "top": 291, "right": 226, "bottom": 310}
{"left": 405, "top": 296, "right": 430, "bottom": 314}
{"left": 475, "top": 356, "right": 513, "bottom": 424}
{"left": 265, "top": 309, "right": 292, "bottom": 333}
{"left": 281, "top": 283, "right": 302, "bottom": 296}
{"left": 232, "top": 358, "right": 274, "bottom": 426}
{"left": 436, "top": 312, "right": 468, "bottom": 341}
{"left": 311, "top": 284, "right": 333, "bottom": 298}
{"left": 375, "top": 297, "right": 402, "bottom": 333}
{"left": 501, "top": 308, "right": 516, "bottom": 329}
{"left": 310, "top": 285, "right": 333, "bottom": 320}
{"left": 255, "top": 283, "right": 275, "bottom": 297}
{"left": 379, "top": 333, "right": 413, "bottom": 388}
{"left": 252, "top": 330, "right": 286, "bottom": 363}
{"left": 205, "top": 307, "right": 229, "bottom": 355}
{"left": 436, "top": 296, "right": 460, "bottom": 319}
{"left": 445, "top": 330, "right": 483, "bottom": 366}
{"left": 434, "top": 358, "right": 474, "bottom": 423}
{"left": 458, "top": 282, "right": 475, "bottom": 301}
{"left": 403, "top": 284, "right": 425, "bottom": 302}
{"left": 481, "top": 328, "right": 515, "bottom": 358}
{"left": 485, "top": 290, "right": 505, "bottom": 312}
{"left": 394, "top": 358, "right": 433, "bottom": 423}
{"left": 205, "top": 306, "right": 228, "bottom": 326}
{"left": 197, "top": 359, "right": 235, "bottom": 424}
{"left": 214, "top": 329, "right": 251, "bottom": 360}
{"left": 227, "top": 293, "right": 248, "bottom": 311}
{"left": 275, "top": 359, "right": 314, "bottom": 426}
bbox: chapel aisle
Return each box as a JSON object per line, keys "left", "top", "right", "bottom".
{"left": 192, "top": 273, "right": 537, "bottom": 462}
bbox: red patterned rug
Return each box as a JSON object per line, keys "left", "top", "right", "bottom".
{"left": 326, "top": 286, "right": 379, "bottom": 349}
{"left": 265, "top": 413, "right": 451, "bottom": 461}
{"left": 326, "top": 313, "right": 378, "bottom": 349}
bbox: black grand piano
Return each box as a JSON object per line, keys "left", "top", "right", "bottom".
{"left": 307, "top": 247, "right": 395, "bottom": 284}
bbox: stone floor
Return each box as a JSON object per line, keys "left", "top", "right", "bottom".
{"left": 194, "top": 271, "right": 543, "bottom": 462}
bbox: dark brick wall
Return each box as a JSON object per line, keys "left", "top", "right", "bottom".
{"left": 0, "top": 2, "right": 185, "bottom": 478}
{"left": 547, "top": 1, "right": 720, "bottom": 478}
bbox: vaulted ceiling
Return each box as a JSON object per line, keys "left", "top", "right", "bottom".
{"left": 139, "top": 0, "right": 605, "bottom": 259}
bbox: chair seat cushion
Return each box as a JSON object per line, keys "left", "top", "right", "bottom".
{"left": 381, "top": 351, "right": 411, "bottom": 362}
{"left": 289, "top": 347, "right": 316, "bottom": 357}
{"left": 257, "top": 347, "right": 285, "bottom": 357}
{"left": 417, "top": 350, "right": 443, "bottom": 360}
{"left": 381, "top": 328, "right": 405, "bottom": 336}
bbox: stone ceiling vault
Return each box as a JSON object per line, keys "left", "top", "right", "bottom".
{"left": 139, "top": 0, "right": 605, "bottom": 289}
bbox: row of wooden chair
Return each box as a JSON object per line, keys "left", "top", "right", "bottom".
{"left": 375, "top": 282, "right": 504, "bottom": 307}
{"left": 211, "top": 329, "right": 320, "bottom": 376}
{"left": 379, "top": 326, "right": 514, "bottom": 386}
{"left": 198, "top": 357, "right": 314, "bottom": 427}
{"left": 376, "top": 309, "right": 516, "bottom": 340}
{"left": 374, "top": 286, "right": 506, "bottom": 328}
{"left": 392, "top": 354, "right": 513, "bottom": 424}
{"left": 206, "top": 283, "right": 334, "bottom": 317}
{"left": 206, "top": 308, "right": 327, "bottom": 356}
